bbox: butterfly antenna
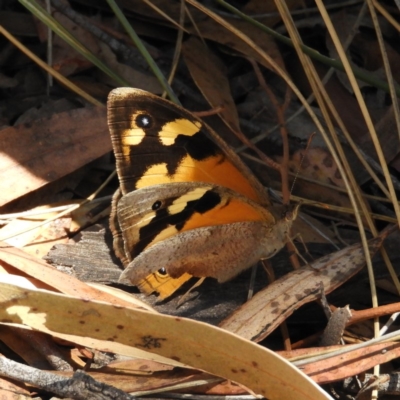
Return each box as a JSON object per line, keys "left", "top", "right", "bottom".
{"left": 290, "top": 132, "right": 315, "bottom": 195}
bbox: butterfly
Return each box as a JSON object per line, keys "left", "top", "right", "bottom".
{"left": 108, "top": 87, "right": 298, "bottom": 299}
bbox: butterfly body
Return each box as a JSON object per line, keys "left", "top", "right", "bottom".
{"left": 108, "top": 88, "right": 296, "bottom": 299}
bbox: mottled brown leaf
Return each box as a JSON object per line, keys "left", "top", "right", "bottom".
{"left": 0, "top": 106, "right": 108, "bottom": 206}
{"left": 220, "top": 232, "right": 388, "bottom": 342}
{"left": 0, "top": 282, "right": 331, "bottom": 400}
{"left": 183, "top": 37, "right": 240, "bottom": 132}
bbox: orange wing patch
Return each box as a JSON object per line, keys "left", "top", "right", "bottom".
{"left": 135, "top": 154, "right": 260, "bottom": 203}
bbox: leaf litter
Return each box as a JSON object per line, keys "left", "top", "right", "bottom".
{"left": 1, "top": 0, "right": 400, "bottom": 399}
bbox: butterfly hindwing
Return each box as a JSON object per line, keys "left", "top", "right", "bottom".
{"left": 116, "top": 182, "right": 275, "bottom": 259}
{"left": 115, "top": 182, "right": 292, "bottom": 298}
{"left": 121, "top": 222, "right": 274, "bottom": 290}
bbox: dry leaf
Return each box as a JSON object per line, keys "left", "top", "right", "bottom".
{"left": 0, "top": 244, "right": 178, "bottom": 365}
{"left": 182, "top": 36, "right": 240, "bottom": 131}
{"left": 192, "top": 18, "right": 284, "bottom": 71}
{"left": 97, "top": 42, "right": 162, "bottom": 93}
{"left": 0, "top": 243, "right": 152, "bottom": 310}
{"left": 283, "top": 342, "right": 400, "bottom": 384}
{"left": 35, "top": 0, "right": 100, "bottom": 76}
{"left": 0, "top": 107, "right": 108, "bottom": 206}
{"left": 0, "top": 282, "right": 332, "bottom": 400}
{"left": 220, "top": 231, "right": 388, "bottom": 342}
{"left": 0, "top": 209, "right": 71, "bottom": 258}
{"left": 0, "top": 325, "right": 53, "bottom": 369}
{"left": 0, "top": 376, "right": 30, "bottom": 399}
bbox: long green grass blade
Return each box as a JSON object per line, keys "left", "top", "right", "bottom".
{"left": 19, "top": 0, "right": 130, "bottom": 87}
{"left": 106, "top": 0, "right": 180, "bottom": 104}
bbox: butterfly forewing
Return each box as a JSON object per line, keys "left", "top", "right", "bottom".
{"left": 108, "top": 88, "right": 269, "bottom": 205}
